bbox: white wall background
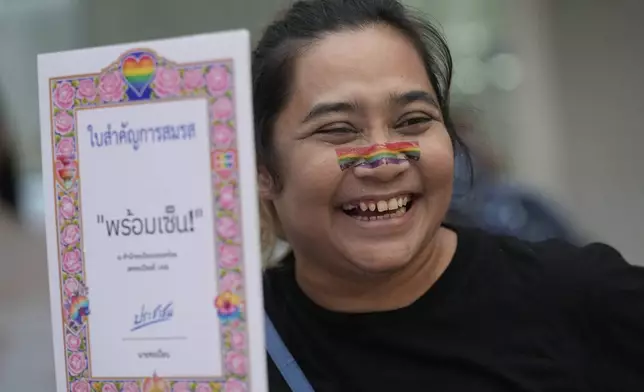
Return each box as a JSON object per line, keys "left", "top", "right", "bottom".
{"left": 507, "top": 0, "right": 643, "bottom": 264}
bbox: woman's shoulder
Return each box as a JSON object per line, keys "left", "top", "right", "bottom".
{"left": 461, "top": 225, "right": 643, "bottom": 300}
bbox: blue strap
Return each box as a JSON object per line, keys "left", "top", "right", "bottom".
{"left": 265, "top": 313, "right": 315, "bottom": 392}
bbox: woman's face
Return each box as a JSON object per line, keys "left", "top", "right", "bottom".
{"left": 261, "top": 25, "right": 454, "bottom": 274}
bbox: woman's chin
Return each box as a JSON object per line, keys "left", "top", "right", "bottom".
{"left": 340, "top": 243, "right": 418, "bottom": 275}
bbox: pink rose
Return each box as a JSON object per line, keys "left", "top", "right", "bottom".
{"left": 211, "top": 97, "right": 234, "bottom": 121}
{"left": 56, "top": 138, "right": 75, "bottom": 159}
{"left": 221, "top": 272, "right": 243, "bottom": 293}
{"left": 62, "top": 224, "right": 81, "bottom": 246}
{"left": 63, "top": 249, "right": 82, "bottom": 274}
{"left": 66, "top": 333, "right": 81, "bottom": 351}
{"left": 206, "top": 65, "right": 231, "bottom": 96}
{"left": 225, "top": 351, "right": 247, "bottom": 375}
{"left": 99, "top": 72, "right": 124, "bottom": 102}
{"left": 183, "top": 68, "right": 205, "bottom": 91}
{"left": 54, "top": 111, "right": 74, "bottom": 135}
{"left": 63, "top": 277, "right": 80, "bottom": 298}
{"left": 102, "top": 383, "right": 118, "bottom": 392}
{"left": 68, "top": 352, "right": 87, "bottom": 376}
{"left": 195, "top": 384, "right": 213, "bottom": 392}
{"left": 224, "top": 379, "right": 246, "bottom": 392}
{"left": 71, "top": 380, "right": 91, "bottom": 392}
{"left": 171, "top": 382, "right": 191, "bottom": 392}
{"left": 122, "top": 382, "right": 140, "bottom": 392}
{"left": 55, "top": 159, "right": 77, "bottom": 185}
{"left": 219, "top": 185, "right": 237, "bottom": 210}
{"left": 77, "top": 79, "right": 97, "bottom": 102}
{"left": 219, "top": 244, "right": 240, "bottom": 268}
{"left": 230, "top": 330, "right": 246, "bottom": 350}
{"left": 54, "top": 82, "right": 75, "bottom": 109}
{"left": 212, "top": 125, "right": 234, "bottom": 148}
{"left": 217, "top": 217, "right": 238, "bottom": 240}
{"left": 153, "top": 67, "right": 181, "bottom": 98}
{"left": 60, "top": 195, "right": 76, "bottom": 220}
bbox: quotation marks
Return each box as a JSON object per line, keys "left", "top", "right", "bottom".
{"left": 96, "top": 207, "right": 204, "bottom": 237}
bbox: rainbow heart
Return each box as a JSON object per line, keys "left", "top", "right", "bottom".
{"left": 122, "top": 53, "right": 156, "bottom": 96}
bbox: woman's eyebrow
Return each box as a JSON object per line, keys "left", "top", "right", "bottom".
{"left": 302, "top": 100, "right": 359, "bottom": 124}
{"left": 388, "top": 90, "right": 439, "bottom": 109}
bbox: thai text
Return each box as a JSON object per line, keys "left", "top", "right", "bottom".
{"left": 96, "top": 206, "right": 204, "bottom": 237}
{"left": 86, "top": 121, "right": 196, "bottom": 151}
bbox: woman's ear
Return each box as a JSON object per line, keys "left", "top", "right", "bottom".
{"left": 257, "top": 166, "right": 276, "bottom": 200}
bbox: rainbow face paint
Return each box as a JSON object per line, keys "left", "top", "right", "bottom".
{"left": 335, "top": 141, "right": 420, "bottom": 171}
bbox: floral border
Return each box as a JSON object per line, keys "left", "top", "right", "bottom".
{"left": 50, "top": 49, "right": 249, "bottom": 392}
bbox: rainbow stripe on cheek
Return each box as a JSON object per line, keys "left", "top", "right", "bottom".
{"left": 335, "top": 141, "right": 421, "bottom": 171}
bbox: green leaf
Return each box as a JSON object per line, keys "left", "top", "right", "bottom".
{"left": 71, "top": 80, "right": 79, "bottom": 88}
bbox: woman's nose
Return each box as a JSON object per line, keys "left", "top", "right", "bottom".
{"left": 353, "top": 158, "right": 410, "bottom": 181}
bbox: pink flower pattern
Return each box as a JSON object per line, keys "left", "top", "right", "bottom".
{"left": 122, "top": 382, "right": 140, "bottom": 392}
{"left": 61, "top": 224, "right": 81, "bottom": 246}
{"left": 63, "top": 277, "right": 80, "bottom": 298}
{"left": 212, "top": 124, "right": 234, "bottom": 148}
{"left": 98, "top": 71, "right": 124, "bottom": 102}
{"left": 77, "top": 79, "right": 97, "bottom": 102}
{"left": 206, "top": 65, "right": 231, "bottom": 96}
{"left": 221, "top": 272, "right": 243, "bottom": 293}
{"left": 171, "top": 381, "right": 191, "bottom": 392}
{"left": 219, "top": 184, "right": 237, "bottom": 210}
{"left": 102, "top": 382, "right": 118, "bottom": 392}
{"left": 224, "top": 379, "right": 247, "bottom": 392}
{"left": 211, "top": 97, "right": 234, "bottom": 121}
{"left": 62, "top": 249, "right": 82, "bottom": 274}
{"left": 56, "top": 138, "right": 75, "bottom": 159}
{"left": 219, "top": 244, "right": 240, "bottom": 268}
{"left": 217, "top": 217, "right": 239, "bottom": 240}
{"left": 195, "top": 384, "right": 213, "bottom": 392}
{"left": 54, "top": 111, "right": 75, "bottom": 135}
{"left": 68, "top": 352, "right": 87, "bottom": 376}
{"left": 54, "top": 82, "right": 75, "bottom": 109}
{"left": 51, "top": 55, "right": 249, "bottom": 387}
{"left": 225, "top": 351, "right": 247, "bottom": 376}
{"left": 153, "top": 67, "right": 181, "bottom": 97}
{"left": 183, "top": 68, "right": 206, "bottom": 91}
{"left": 59, "top": 195, "right": 76, "bottom": 220}
{"left": 230, "top": 330, "right": 246, "bottom": 350}
{"left": 66, "top": 333, "right": 82, "bottom": 351}
{"left": 70, "top": 380, "right": 91, "bottom": 392}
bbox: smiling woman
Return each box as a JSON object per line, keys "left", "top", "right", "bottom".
{"left": 252, "top": 1, "right": 644, "bottom": 391}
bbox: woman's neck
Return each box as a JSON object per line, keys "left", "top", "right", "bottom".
{"left": 293, "top": 226, "right": 458, "bottom": 313}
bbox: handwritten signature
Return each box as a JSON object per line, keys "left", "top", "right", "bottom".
{"left": 131, "top": 302, "right": 173, "bottom": 332}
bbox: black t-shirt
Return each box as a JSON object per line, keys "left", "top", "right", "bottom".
{"left": 263, "top": 226, "right": 644, "bottom": 391}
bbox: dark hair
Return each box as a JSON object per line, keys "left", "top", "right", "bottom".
{"left": 252, "top": 0, "right": 471, "bottom": 189}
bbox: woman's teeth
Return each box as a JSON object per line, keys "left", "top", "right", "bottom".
{"left": 341, "top": 195, "right": 411, "bottom": 221}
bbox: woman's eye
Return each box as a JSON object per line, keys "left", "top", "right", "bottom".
{"left": 396, "top": 117, "right": 432, "bottom": 128}
{"left": 316, "top": 127, "right": 357, "bottom": 135}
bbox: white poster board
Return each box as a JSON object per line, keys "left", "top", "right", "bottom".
{"left": 38, "top": 30, "right": 267, "bottom": 392}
